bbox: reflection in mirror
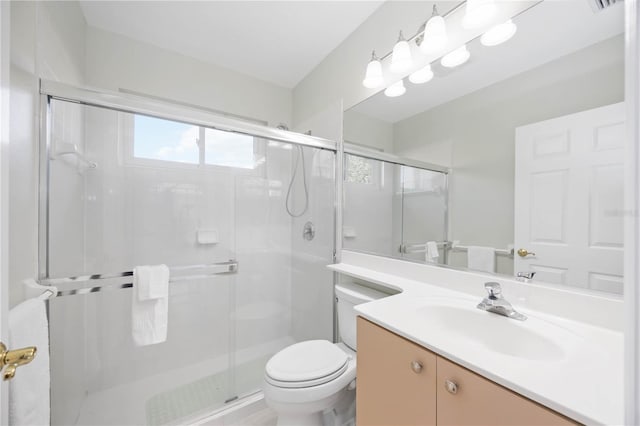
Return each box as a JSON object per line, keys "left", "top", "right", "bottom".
{"left": 343, "top": 152, "right": 449, "bottom": 264}
{"left": 343, "top": 0, "right": 625, "bottom": 295}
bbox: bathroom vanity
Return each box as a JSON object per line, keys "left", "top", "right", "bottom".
{"left": 357, "top": 317, "right": 574, "bottom": 425}
{"left": 329, "top": 251, "right": 623, "bottom": 426}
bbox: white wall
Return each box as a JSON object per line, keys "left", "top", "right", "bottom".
{"left": 393, "top": 35, "right": 625, "bottom": 274}
{"left": 85, "top": 27, "right": 292, "bottom": 128}
{"left": 343, "top": 110, "right": 393, "bottom": 153}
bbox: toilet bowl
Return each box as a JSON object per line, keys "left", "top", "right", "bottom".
{"left": 262, "top": 282, "right": 387, "bottom": 426}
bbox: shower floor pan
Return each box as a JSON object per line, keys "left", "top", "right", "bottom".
{"left": 71, "top": 337, "right": 293, "bottom": 426}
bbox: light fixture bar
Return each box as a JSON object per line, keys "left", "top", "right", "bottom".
{"left": 377, "top": 1, "right": 466, "bottom": 62}
{"left": 376, "top": 0, "right": 543, "bottom": 62}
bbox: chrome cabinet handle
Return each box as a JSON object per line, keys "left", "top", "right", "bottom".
{"left": 445, "top": 379, "right": 458, "bottom": 394}
{"left": 411, "top": 360, "right": 423, "bottom": 373}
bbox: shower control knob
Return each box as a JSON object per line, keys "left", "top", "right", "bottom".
{"left": 411, "top": 361, "right": 423, "bottom": 374}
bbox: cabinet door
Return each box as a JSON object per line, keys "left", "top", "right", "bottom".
{"left": 357, "top": 317, "right": 437, "bottom": 426}
{"left": 436, "top": 356, "right": 577, "bottom": 426}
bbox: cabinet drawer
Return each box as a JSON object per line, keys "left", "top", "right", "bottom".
{"left": 357, "top": 317, "right": 437, "bottom": 426}
{"left": 436, "top": 356, "right": 577, "bottom": 426}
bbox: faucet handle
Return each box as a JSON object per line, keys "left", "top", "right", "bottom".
{"left": 517, "top": 271, "right": 536, "bottom": 280}
{"left": 484, "top": 282, "right": 502, "bottom": 299}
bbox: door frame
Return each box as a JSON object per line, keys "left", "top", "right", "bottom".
{"left": 0, "top": 0, "right": 10, "bottom": 423}
{"left": 625, "top": 0, "right": 640, "bottom": 423}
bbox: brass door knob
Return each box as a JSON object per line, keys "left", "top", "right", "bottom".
{"left": 445, "top": 379, "right": 458, "bottom": 394}
{"left": 411, "top": 360, "right": 423, "bottom": 374}
{"left": 517, "top": 248, "right": 536, "bottom": 258}
{"left": 0, "top": 342, "right": 37, "bottom": 381}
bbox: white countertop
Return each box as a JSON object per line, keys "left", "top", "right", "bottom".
{"left": 328, "top": 253, "right": 624, "bottom": 426}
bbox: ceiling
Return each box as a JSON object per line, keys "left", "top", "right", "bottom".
{"left": 350, "top": 0, "right": 625, "bottom": 123}
{"left": 79, "top": 1, "right": 383, "bottom": 89}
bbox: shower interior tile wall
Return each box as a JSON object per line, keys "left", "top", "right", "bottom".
{"left": 343, "top": 163, "right": 397, "bottom": 257}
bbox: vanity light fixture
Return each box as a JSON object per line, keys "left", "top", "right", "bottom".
{"left": 462, "top": 0, "right": 498, "bottom": 29}
{"left": 362, "top": 51, "right": 384, "bottom": 88}
{"left": 384, "top": 80, "right": 406, "bottom": 97}
{"left": 420, "top": 5, "right": 448, "bottom": 54}
{"left": 480, "top": 20, "right": 517, "bottom": 46}
{"left": 409, "top": 64, "right": 434, "bottom": 84}
{"left": 390, "top": 31, "right": 413, "bottom": 73}
{"left": 441, "top": 45, "right": 470, "bottom": 68}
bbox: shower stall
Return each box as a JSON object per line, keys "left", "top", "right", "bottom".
{"left": 38, "top": 82, "right": 337, "bottom": 425}
{"left": 342, "top": 147, "right": 449, "bottom": 264}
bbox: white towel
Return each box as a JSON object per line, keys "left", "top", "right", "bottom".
{"left": 135, "top": 264, "right": 169, "bottom": 300}
{"left": 467, "top": 246, "right": 496, "bottom": 273}
{"left": 132, "top": 265, "right": 169, "bottom": 346}
{"left": 9, "top": 294, "right": 51, "bottom": 426}
{"left": 425, "top": 241, "right": 439, "bottom": 263}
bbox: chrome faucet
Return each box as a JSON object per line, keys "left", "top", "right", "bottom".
{"left": 516, "top": 271, "right": 536, "bottom": 283}
{"left": 477, "top": 282, "right": 527, "bottom": 321}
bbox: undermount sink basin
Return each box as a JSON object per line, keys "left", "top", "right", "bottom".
{"left": 416, "top": 300, "right": 567, "bottom": 361}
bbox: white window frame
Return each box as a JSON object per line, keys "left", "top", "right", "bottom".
{"left": 119, "top": 112, "right": 265, "bottom": 176}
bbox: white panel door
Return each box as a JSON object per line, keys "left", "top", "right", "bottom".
{"left": 514, "top": 103, "right": 625, "bottom": 294}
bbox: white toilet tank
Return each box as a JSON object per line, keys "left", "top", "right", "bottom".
{"left": 335, "top": 282, "right": 388, "bottom": 351}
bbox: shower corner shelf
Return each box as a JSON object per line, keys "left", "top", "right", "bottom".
{"left": 51, "top": 142, "right": 98, "bottom": 169}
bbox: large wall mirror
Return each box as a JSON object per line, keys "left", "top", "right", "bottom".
{"left": 343, "top": 0, "right": 625, "bottom": 295}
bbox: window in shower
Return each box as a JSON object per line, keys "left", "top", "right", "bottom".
{"left": 204, "top": 128, "right": 255, "bottom": 169}
{"left": 133, "top": 115, "right": 200, "bottom": 164}
{"left": 129, "top": 115, "right": 258, "bottom": 169}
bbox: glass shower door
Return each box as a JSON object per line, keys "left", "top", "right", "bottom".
{"left": 45, "top": 96, "right": 336, "bottom": 426}
{"left": 399, "top": 166, "right": 449, "bottom": 263}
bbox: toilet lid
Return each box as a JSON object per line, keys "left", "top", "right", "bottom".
{"left": 265, "top": 340, "right": 349, "bottom": 388}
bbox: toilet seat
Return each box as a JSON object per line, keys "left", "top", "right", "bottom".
{"left": 265, "top": 340, "right": 350, "bottom": 389}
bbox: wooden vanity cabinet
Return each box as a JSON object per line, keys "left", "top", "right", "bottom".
{"left": 356, "top": 317, "right": 437, "bottom": 426}
{"left": 357, "top": 318, "right": 577, "bottom": 426}
{"left": 436, "top": 356, "right": 576, "bottom": 426}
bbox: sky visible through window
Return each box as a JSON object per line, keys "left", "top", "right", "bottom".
{"left": 134, "top": 115, "right": 199, "bottom": 164}
{"left": 133, "top": 115, "right": 255, "bottom": 168}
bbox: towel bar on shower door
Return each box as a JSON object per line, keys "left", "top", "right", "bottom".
{"left": 38, "top": 260, "right": 239, "bottom": 297}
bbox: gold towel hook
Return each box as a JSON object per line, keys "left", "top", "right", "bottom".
{"left": 0, "top": 341, "right": 37, "bottom": 381}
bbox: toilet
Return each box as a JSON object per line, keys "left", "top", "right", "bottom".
{"left": 262, "top": 282, "right": 387, "bottom": 426}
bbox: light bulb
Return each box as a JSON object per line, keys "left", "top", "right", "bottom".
{"left": 462, "top": 0, "right": 497, "bottom": 29}
{"left": 441, "top": 45, "right": 470, "bottom": 68}
{"left": 481, "top": 20, "right": 517, "bottom": 46}
{"left": 362, "top": 51, "right": 384, "bottom": 89}
{"left": 420, "top": 6, "right": 447, "bottom": 54}
{"left": 390, "top": 31, "right": 413, "bottom": 74}
{"left": 384, "top": 80, "right": 406, "bottom": 97}
{"left": 409, "top": 64, "right": 434, "bottom": 84}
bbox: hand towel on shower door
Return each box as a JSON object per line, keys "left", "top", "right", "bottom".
{"left": 132, "top": 264, "right": 169, "bottom": 346}
{"left": 8, "top": 293, "right": 51, "bottom": 426}
{"left": 467, "top": 246, "right": 496, "bottom": 273}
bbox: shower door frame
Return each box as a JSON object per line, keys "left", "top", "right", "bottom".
{"left": 37, "top": 79, "right": 342, "bottom": 420}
